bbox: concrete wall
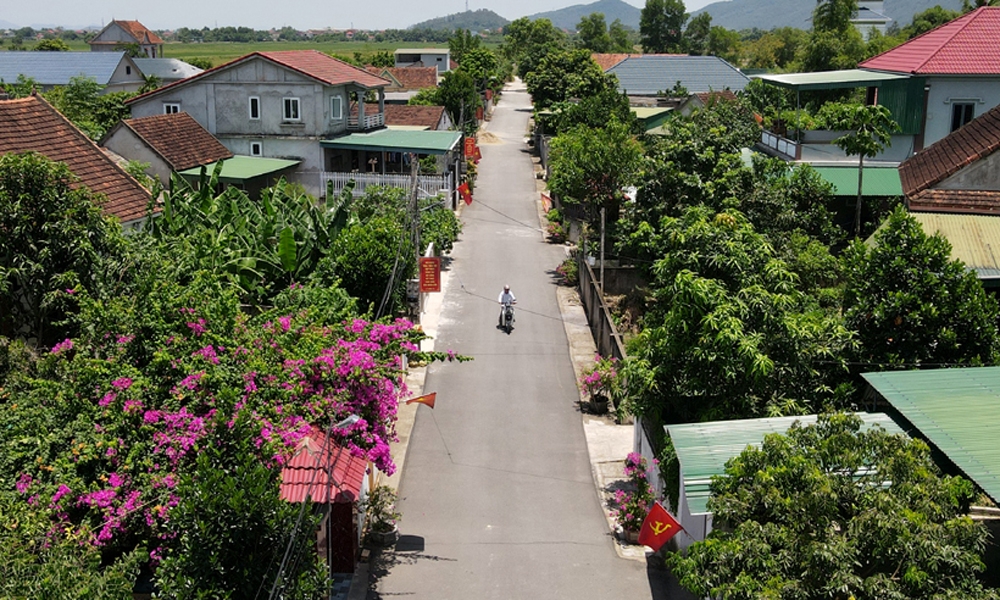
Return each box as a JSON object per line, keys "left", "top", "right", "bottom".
{"left": 101, "top": 126, "right": 173, "bottom": 187}
{"left": 395, "top": 51, "right": 450, "bottom": 74}
{"left": 939, "top": 149, "right": 1000, "bottom": 191}
{"left": 219, "top": 136, "right": 319, "bottom": 195}
{"left": 924, "top": 76, "right": 1000, "bottom": 148}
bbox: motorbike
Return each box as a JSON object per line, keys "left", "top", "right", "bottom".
{"left": 501, "top": 302, "right": 515, "bottom": 333}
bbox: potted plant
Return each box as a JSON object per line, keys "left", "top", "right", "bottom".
{"left": 612, "top": 452, "right": 655, "bottom": 543}
{"left": 580, "top": 354, "right": 619, "bottom": 413}
{"left": 364, "top": 485, "right": 401, "bottom": 545}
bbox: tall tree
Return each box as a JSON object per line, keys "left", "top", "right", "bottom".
{"left": 670, "top": 413, "right": 997, "bottom": 600}
{"left": 577, "top": 12, "right": 612, "bottom": 53}
{"left": 827, "top": 104, "right": 898, "bottom": 237}
{"left": 683, "top": 12, "right": 712, "bottom": 55}
{"left": 640, "top": 0, "right": 688, "bottom": 53}
{"left": 448, "top": 28, "right": 481, "bottom": 63}
{"left": 608, "top": 19, "right": 634, "bottom": 52}
{"left": 501, "top": 17, "right": 566, "bottom": 79}
{"left": 842, "top": 207, "right": 1000, "bottom": 370}
{"left": 813, "top": 0, "right": 859, "bottom": 34}
{"left": 524, "top": 49, "right": 611, "bottom": 109}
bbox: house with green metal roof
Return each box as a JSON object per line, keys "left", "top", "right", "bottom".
{"left": 665, "top": 412, "right": 905, "bottom": 550}
{"left": 863, "top": 367, "right": 1000, "bottom": 506}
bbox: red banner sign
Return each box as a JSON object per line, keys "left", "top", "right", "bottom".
{"left": 464, "top": 137, "right": 476, "bottom": 158}
{"left": 419, "top": 257, "right": 441, "bottom": 293}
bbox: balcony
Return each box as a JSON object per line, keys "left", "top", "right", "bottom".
{"left": 321, "top": 170, "right": 453, "bottom": 200}
{"left": 347, "top": 112, "right": 385, "bottom": 131}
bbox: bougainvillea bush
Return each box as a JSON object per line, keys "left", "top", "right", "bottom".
{"left": 0, "top": 270, "right": 459, "bottom": 595}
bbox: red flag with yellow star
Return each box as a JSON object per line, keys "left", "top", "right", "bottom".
{"left": 637, "top": 502, "right": 682, "bottom": 551}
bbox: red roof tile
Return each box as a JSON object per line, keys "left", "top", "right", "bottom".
{"left": 129, "top": 50, "right": 389, "bottom": 105}
{"left": 354, "top": 103, "right": 446, "bottom": 129}
{"left": 907, "top": 189, "right": 1000, "bottom": 214}
{"left": 115, "top": 20, "right": 164, "bottom": 45}
{"left": 861, "top": 7, "right": 1000, "bottom": 74}
{"left": 0, "top": 95, "right": 151, "bottom": 223}
{"left": 117, "top": 112, "right": 233, "bottom": 171}
{"left": 899, "top": 102, "right": 1000, "bottom": 197}
{"left": 280, "top": 426, "right": 367, "bottom": 504}
{"left": 364, "top": 67, "right": 437, "bottom": 90}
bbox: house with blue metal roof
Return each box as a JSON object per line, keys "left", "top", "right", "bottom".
{"left": 606, "top": 55, "right": 750, "bottom": 100}
{"left": 0, "top": 51, "right": 145, "bottom": 94}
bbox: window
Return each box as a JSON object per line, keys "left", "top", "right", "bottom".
{"left": 282, "top": 97, "right": 300, "bottom": 121}
{"left": 163, "top": 103, "right": 180, "bottom": 114}
{"left": 250, "top": 142, "right": 263, "bottom": 156}
{"left": 249, "top": 96, "right": 260, "bottom": 120}
{"left": 330, "top": 96, "right": 343, "bottom": 120}
{"left": 951, "top": 103, "right": 975, "bottom": 132}
{"left": 126, "top": 66, "right": 131, "bottom": 75}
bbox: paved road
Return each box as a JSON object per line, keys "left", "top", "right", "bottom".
{"left": 376, "top": 81, "right": 659, "bottom": 598}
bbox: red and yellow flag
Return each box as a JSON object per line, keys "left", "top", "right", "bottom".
{"left": 405, "top": 392, "right": 436, "bottom": 409}
{"left": 637, "top": 501, "right": 682, "bottom": 551}
{"left": 457, "top": 182, "right": 473, "bottom": 205}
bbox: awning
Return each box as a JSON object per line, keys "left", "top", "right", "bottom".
{"left": 809, "top": 165, "right": 903, "bottom": 197}
{"left": 754, "top": 69, "right": 911, "bottom": 91}
{"left": 321, "top": 129, "right": 462, "bottom": 155}
{"left": 863, "top": 367, "right": 1000, "bottom": 505}
{"left": 178, "top": 155, "right": 300, "bottom": 182}
{"left": 908, "top": 212, "right": 1000, "bottom": 281}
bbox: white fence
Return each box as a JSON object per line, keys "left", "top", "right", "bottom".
{"left": 760, "top": 130, "right": 800, "bottom": 160}
{"left": 347, "top": 112, "right": 385, "bottom": 130}
{"left": 321, "top": 171, "right": 453, "bottom": 200}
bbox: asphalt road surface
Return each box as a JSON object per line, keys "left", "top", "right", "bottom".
{"left": 375, "top": 81, "right": 670, "bottom": 598}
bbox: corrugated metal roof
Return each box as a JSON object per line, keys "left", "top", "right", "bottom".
{"left": 863, "top": 367, "right": 1000, "bottom": 504}
{"left": 667, "top": 413, "right": 905, "bottom": 516}
{"left": 321, "top": 129, "right": 462, "bottom": 155}
{"left": 0, "top": 51, "right": 130, "bottom": 86}
{"left": 755, "top": 69, "right": 911, "bottom": 91}
{"left": 133, "top": 58, "right": 203, "bottom": 82}
{"left": 608, "top": 55, "right": 749, "bottom": 95}
{"left": 280, "top": 426, "right": 367, "bottom": 504}
{"left": 908, "top": 212, "right": 1000, "bottom": 278}
{"left": 810, "top": 165, "right": 903, "bottom": 196}
{"left": 178, "top": 156, "right": 299, "bottom": 181}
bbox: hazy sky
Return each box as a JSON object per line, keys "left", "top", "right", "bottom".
{"left": 4, "top": 0, "right": 717, "bottom": 31}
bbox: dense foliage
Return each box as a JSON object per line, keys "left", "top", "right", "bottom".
{"left": 670, "top": 413, "right": 998, "bottom": 600}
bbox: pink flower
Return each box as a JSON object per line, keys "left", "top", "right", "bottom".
{"left": 65, "top": 288, "right": 76, "bottom": 294}
{"left": 186, "top": 318, "right": 207, "bottom": 336}
{"left": 99, "top": 392, "right": 117, "bottom": 407}
{"left": 51, "top": 339, "right": 73, "bottom": 355}
{"left": 50, "top": 484, "right": 71, "bottom": 506}
{"left": 116, "top": 334, "right": 134, "bottom": 344}
{"left": 278, "top": 315, "right": 292, "bottom": 332}
{"left": 108, "top": 472, "right": 124, "bottom": 488}
{"left": 15, "top": 473, "right": 32, "bottom": 494}
{"left": 192, "top": 345, "right": 220, "bottom": 364}
{"left": 112, "top": 377, "right": 133, "bottom": 390}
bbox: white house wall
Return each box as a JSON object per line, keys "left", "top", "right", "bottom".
{"left": 219, "top": 136, "right": 322, "bottom": 194}
{"left": 938, "top": 149, "right": 1000, "bottom": 191}
{"left": 107, "top": 57, "right": 145, "bottom": 93}
{"left": 101, "top": 126, "right": 173, "bottom": 187}
{"left": 924, "top": 76, "right": 1000, "bottom": 148}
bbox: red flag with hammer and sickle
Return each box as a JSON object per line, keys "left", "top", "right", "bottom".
{"left": 638, "top": 501, "right": 682, "bottom": 551}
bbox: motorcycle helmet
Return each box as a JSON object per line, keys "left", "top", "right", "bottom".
{"left": 504, "top": 284, "right": 510, "bottom": 291}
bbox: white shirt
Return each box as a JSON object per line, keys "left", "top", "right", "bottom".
{"left": 498, "top": 290, "right": 516, "bottom": 305}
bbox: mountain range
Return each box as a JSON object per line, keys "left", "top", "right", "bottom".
{"left": 409, "top": 9, "right": 509, "bottom": 31}
{"left": 528, "top": 0, "right": 642, "bottom": 30}
{"left": 684, "top": 0, "right": 962, "bottom": 31}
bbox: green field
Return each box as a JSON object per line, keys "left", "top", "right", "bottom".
{"left": 162, "top": 41, "right": 448, "bottom": 66}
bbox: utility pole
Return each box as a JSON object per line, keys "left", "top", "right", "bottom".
{"left": 600, "top": 206, "right": 606, "bottom": 291}
{"left": 410, "top": 152, "right": 421, "bottom": 317}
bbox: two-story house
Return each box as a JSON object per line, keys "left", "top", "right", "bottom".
{"left": 126, "top": 50, "right": 391, "bottom": 197}
{"left": 88, "top": 20, "right": 164, "bottom": 58}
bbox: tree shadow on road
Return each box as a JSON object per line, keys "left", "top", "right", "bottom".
{"left": 364, "top": 534, "right": 457, "bottom": 599}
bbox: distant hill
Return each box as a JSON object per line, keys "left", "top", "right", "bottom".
{"left": 409, "top": 9, "right": 509, "bottom": 31}
{"left": 692, "top": 0, "right": 964, "bottom": 32}
{"left": 528, "top": 0, "right": 642, "bottom": 31}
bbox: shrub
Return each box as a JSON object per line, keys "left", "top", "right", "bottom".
{"left": 556, "top": 257, "right": 578, "bottom": 286}
{"left": 612, "top": 453, "right": 655, "bottom": 533}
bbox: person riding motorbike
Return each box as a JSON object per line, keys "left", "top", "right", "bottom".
{"left": 498, "top": 284, "right": 517, "bottom": 328}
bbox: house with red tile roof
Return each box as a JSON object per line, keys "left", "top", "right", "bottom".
{"left": 280, "top": 425, "right": 369, "bottom": 574}
{"left": 365, "top": 66, "right": 438, "bottom": 91}
{"left": 860, "top": 6, "right": 1000, "bottom": 149}
{"left": 88, "top": 20, "right": 164, "bottom": 58}
{"left": 899, "top": 102, "right": 1000, "bottom": 215}
{"left": 0, "top": 94, "right": 151, "bottom": 227}
{"left": 355, "top": 104, "right": 451, "bottom": 130}
{"left": 126, "top": 50, "right": 391, "bottom": 197}
{"left": 101, "top": 112, "right": 234, "bottom": 187}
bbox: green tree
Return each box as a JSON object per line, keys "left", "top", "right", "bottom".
{"left": 609, "top": 19, "right": 634, "bottom": 52}
{"left": 842, "top": 207, "right": 1000, "bottom": 370}
{"left": 502, "top": 17, "right": 567, "bottom": 79}
{"left": 813, "top": 0, "right": 859, "bottom": 34}
{"left": 903, "top": 5, "right": 960, "bottom": 39}
{"left": 437, "top": 69, "right": 480, "bottom": 134}
{"left": 620, "top": 207, "right": 854, "bottom": 422}
{"left": 577, "top": 12, "right": 612, "bottom": 52}
{"left": 670, "top": 413, "right": 998, "bottom": 600}
{"left": 459, "top": 47, "right": 502, "bottom": 94}
{"left": 683, "top": 12, "right": 712, "bottom": 55}
{"left": 524, "top": 49, "right": 611, "bottom": 109}
{"left": 547, "top": 117, "right": 645, "bottom": 226}
{"left": 827, "top": 104, "right": 898, "bottom": 237}
{"left": 449, "top": 28, "right": 482, "bottom": 63}
{"left": 33, "top": 38, "right": 70, "bottom": 51}
{"left": 640, "top": 0, "right": 688, "bottom": 53}
{"left": 0, "top": 152, "right": 129, "bottom": 346}
{"left": 548, "top": 84, "right": 639, "bottom": 135}
{"left": 707, "top": 26, "right": 742, "bottom": 64}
